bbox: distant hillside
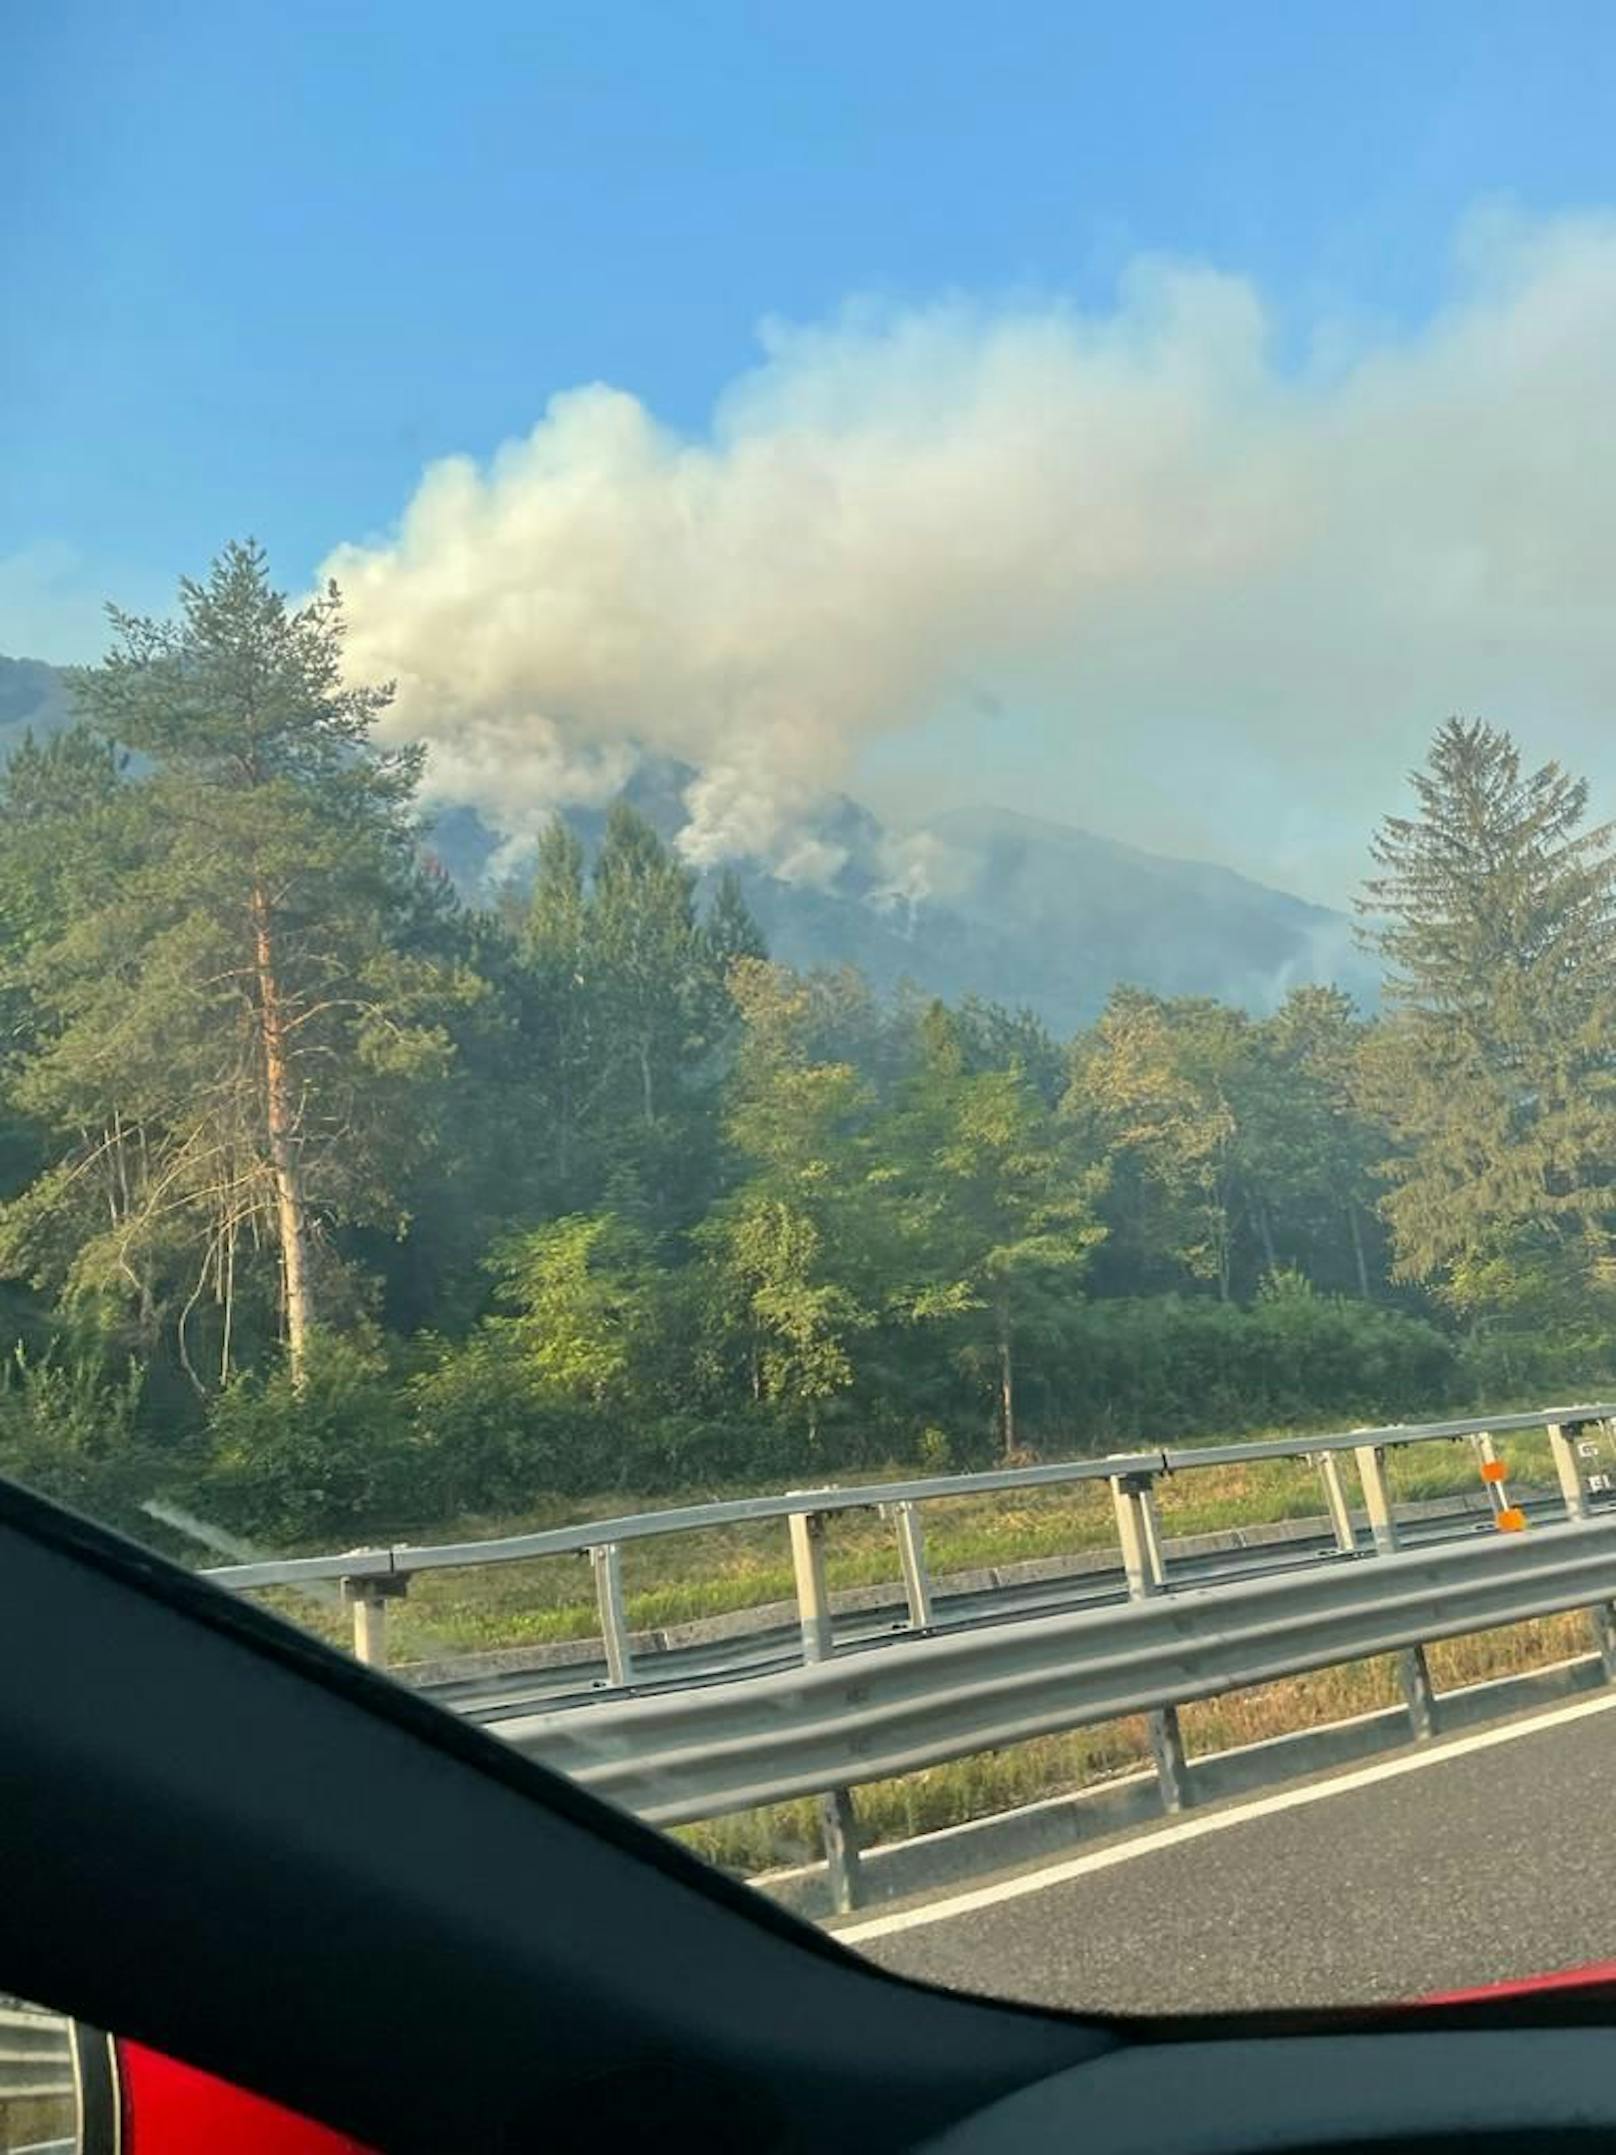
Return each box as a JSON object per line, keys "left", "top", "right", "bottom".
{"left": 0, "top": 655, "right": 70, "bottom": 752}
{"left": 904, "top": 803, "right": 1373, "bottom": 1027}
{"left": 3, "top": 655, "right": 1379, "bottom": 1030}
{"left": 429, "top": 763, "right": 1378, "bottom": 1031}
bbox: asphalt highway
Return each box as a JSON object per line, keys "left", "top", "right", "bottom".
{"left": 842, "top": 1690, "right": 1616, "bottom": 2016}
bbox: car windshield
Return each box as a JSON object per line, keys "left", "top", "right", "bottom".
{"left": 11, "top": 0, "right": 1616, "bottom": 2060}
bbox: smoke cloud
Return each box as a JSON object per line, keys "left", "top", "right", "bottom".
{"left": 323, "top": 207, "right": 1616, "bottom": 898}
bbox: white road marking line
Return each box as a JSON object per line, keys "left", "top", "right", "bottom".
{"left": 835, "top": 1687, "right": 1616, "bottom": 1945}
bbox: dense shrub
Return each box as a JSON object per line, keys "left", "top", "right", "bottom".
{"left": 407, "top": 1336, "right": 591, "bottom": 1512}
{"left": 409, "top": 1333, "right": 888, "bottom": 1512}
{"left": 0, "top": 1285, "right": 1547, "bottom": 1548}
{"left": 202, "top": 1331, "right": 424, "bottom": 1539}
{"left": 1455, "top": 1323, "right": 1616, "bottom": 1409}
{"left": 0, "top": 1343, "right": 150, "bottom": 1518}
{"left": 612, "top": 1403, "right": 892, "bottom": 1491}
{"left": 1040, "top": 1281, "right": 1460, "bottom": 1444}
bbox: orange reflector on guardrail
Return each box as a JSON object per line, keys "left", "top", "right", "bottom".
{"left": 1474, "top": 1438, "right": 1527, "bottom": 1530}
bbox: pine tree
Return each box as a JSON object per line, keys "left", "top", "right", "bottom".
{"left": 1246, "top": 988, "right": 1384, "bottom": 1299}
{"left": 704, "top": 868, "right": 767, "bottom": 972}
{"left": 584, "top": 805, "right": 736, "bottom": 1227}
{"left": 518, "top": 811, "right": 765, "bottom": 1232}
{"left": 590, "top": 805, "right": 708, "bottom": 1131}
{"left": 1360, "top": 718, "right": 1616, "bottom": 1315}
{"left": 524, "top": 817, "right": 598, "bottom": 1204}
{"left": 2, "top": 543, "right": 457, "bottom": 1386}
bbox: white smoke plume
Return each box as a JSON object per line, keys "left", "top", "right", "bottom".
{"left": 323, "top": 207, "right": 1616, "bottom": 898}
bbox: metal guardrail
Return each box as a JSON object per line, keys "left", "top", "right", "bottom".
{"left": 199, "top": 1449, "right": 1172, "bottom": 1590}
{"left": 200, "top": 1403, "right": 1616, "bottom": 1684}
{"left": 185, "top": 1401, "right": 1616, "bottom": 1913}
{"left": 202, "top": 1405, "right": 1616, "bottom": 1590}
{"left": 505, "top": 1515, "right": 1616, "bottom": 1825}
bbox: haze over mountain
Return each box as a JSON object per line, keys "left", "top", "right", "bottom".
{"left": 2, "top": 655, "right": 1377, "bottom": 1033}
{"left": 0, "top": 656, "right": 69, "bottom": 748}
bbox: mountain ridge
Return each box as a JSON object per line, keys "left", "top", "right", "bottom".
{"left": 0, "top": 653, "right": 1378, "bottom": 1029}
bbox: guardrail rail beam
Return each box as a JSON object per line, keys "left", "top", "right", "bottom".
{"left": 508, "top": 1516, "right": 1616, "bottom": 1827}
{"left": 203, "top": 1405, "right": 1616, "bottom": 1595}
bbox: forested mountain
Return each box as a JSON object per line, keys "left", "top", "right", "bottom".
{"left": 434, "top": 774, "right": 1373, "bottom": 1030}
{"left": 7, "top": 651, "right": 1370, "bottom": 1029}
{"left": 0, "top": 657, "right": 69, "bottom": 752}
{"left": 436, "top": 759, "right": 1379, "bottom": 1030}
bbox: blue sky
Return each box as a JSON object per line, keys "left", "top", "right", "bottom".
{"left": 11, "top": 2, "right": 1616, "bottom": 894}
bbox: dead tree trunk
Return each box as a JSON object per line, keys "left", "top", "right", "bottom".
{"left": 1347, "top": 1200, "right": 1371, "bottom": 1300}
{"left": 997, "top": 1300, "right": 1016, "bottom": 1461}
{"left": 251, "top": 887, "right": 314, "bottom": 1384}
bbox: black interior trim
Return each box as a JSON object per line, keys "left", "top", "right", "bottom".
{"left": 0, "top": 1474, "right": 837, "bottom": 1962}
{"left": 71, "top": 2022, "right": 120, "bottom": 2155}
{"left": 9, "top": 1474, "right": 1616, "bottom": 2155}
{"left": 0, "top": 1477, "right": 1100, "bottom": 2151}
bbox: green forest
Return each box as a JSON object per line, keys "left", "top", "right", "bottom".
{"left": 4, "top": 542, "right": 1616, "bottom": 1545}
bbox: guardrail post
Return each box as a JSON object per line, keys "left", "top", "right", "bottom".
{"left": 1553, "top": 1422, "right": 1616, "bottom": 1675}
{"left": 1140, "top": 1482, "right": 1167, "bottom": 1587}
{"left": 1110, "top": 1471, "right": 1166, "bottom": 1595}
{"left": 589, "top": 1543, "right": 634, "bottom": 1686}
{"left": 1146, "top": 1710, "right": 1191, "bottom": 1813}
{"left": 1352, "top": 1444, "right": 1399, "bottom": 1554}
{"left": 788, "top": 1505, "right": 863, "bottom": 1913}
{"left": 1548, "top": 1422, "right": 1589, "bottom": 1522}
{"left": 1399, "top": 1646, "right": 1437, "bottom": 1741}
{"left": 885, "top": 1501, "right": 934, "bottom": 1631}
{"left": 1110, "top": 1472, "right": 1189, "bottom": 1810}
{"left": 341, "top": 1571, "right": 407, "bottom": 1667}
{"left": 788, "top": 1509, "right": 835, "bottom": 1663}
{"left": 817, "top": 1785, "right": 861, "bottom": 1912}
{"left": 1349, "top": 1448, "right": 1438, "bottom": 1737}
{"left": 1314, "top": 1451, "right": 1356, "bottom": 1554}
{"left": 1588, "top": 1603, "right": 1616, "bottom": 1683}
